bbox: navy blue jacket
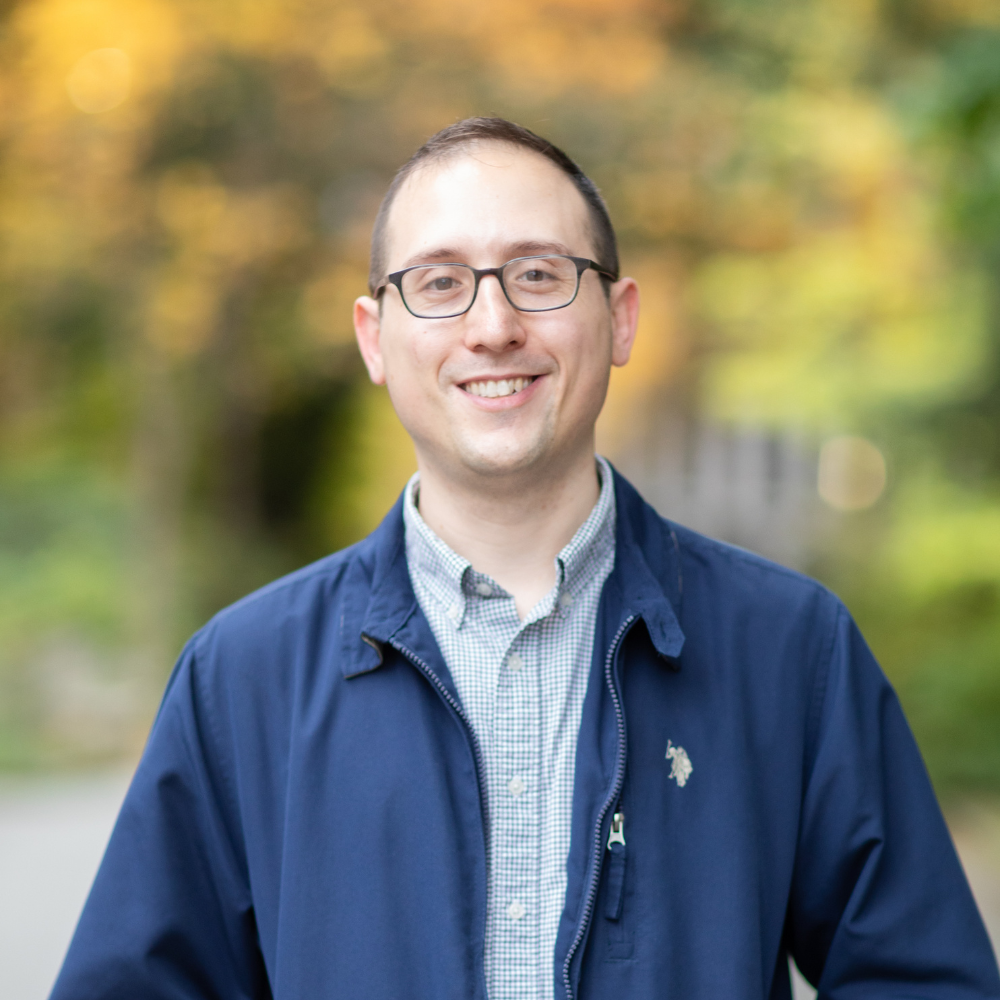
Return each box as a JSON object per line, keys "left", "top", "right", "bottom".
{"left": 52, "top": 473, "right": 1000, "bottom": 1000}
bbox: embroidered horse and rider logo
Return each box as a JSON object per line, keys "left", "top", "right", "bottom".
{"left": 666, "top": 740, "right": 693, "bottom": 787}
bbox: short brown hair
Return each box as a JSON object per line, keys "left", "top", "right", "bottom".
{"left": 367, "top": 117, "right": 619, "bottom": 295}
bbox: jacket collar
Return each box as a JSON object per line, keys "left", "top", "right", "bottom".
{"left": 606, "top": 469, "right": 685, "bottom": 663}
{"left": 341, "top": 465, "right": 685, "bottom": 678}
{"left": 337, "top": 490, "right": 417, "bottom": 678}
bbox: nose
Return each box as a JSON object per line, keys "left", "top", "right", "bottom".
{"left": 462, "top": 273, "right": 527, "bottom": 353}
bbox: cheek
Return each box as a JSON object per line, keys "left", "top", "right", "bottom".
{"left": 380, "top": 330, "right": 449, "bottom": 422}
{"left": 561, "top": 319, "right": 613, "bottom": 385}
{"left": 381, "top": 323, "right": 439, "bottom": 384}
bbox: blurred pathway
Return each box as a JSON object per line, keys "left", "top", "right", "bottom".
{"left": 0, "top": 773, "right": 997, "bottom": 1000}
{"left": 0, "top": 771, "right": 132, "bottom": 1000}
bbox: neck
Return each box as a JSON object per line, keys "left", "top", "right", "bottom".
{"left": 415, "top": 447, "right": 602, "bottom": 619}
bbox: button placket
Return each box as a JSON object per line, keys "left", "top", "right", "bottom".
{"left": 494, "top": 626, "right": 540, "bottom": 948}
{"left": 493, "top": 626, "right": 541, "bottom": 950}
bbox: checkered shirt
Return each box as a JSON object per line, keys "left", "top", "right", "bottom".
{"left": 403, "top": 457, "right": 616, "bottom": 1000}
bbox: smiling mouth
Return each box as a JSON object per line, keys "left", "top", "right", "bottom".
{"left": 461, "top": 376, "right": 536, "bottom": 399}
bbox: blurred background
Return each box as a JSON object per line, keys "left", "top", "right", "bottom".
{"left": 0, "top": 0, "right": 998, "bottom": 994}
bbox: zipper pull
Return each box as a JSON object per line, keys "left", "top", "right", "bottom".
{"left": 605, "top": 811, "right": 627, "bottom": 921}
{"left": 607, "top": 811, "right": 625, "bottom": 849}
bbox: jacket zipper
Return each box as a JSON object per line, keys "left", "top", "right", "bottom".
{"left": 387, "top": 639, "right": 492, "bottom": 994}
{"left": 561, "top": 613, "right": 636, "bottom": 1000}
{"left": 604, "top": 811, "right": 626, "bottom": 921}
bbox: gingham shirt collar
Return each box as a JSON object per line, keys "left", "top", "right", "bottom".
{"left": 402, "top": 455, "right": 616, "bottom": 627}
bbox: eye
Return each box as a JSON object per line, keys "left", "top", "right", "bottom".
{"left": 417, "top": 273, "right": 466, "bottom": 294}
{"left": 516, "top": 267, "right": 558, "bottom": 284}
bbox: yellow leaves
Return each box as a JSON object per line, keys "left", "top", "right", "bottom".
{"left": 483, "top": 21, "right": 665, "bottom": 98}
{"left": 683, "top": 80, "right": 991, "bottom": 430}
{"left": 778, "top": 91, "right": 904, "bottom": 204}
{"left": 154, "top": 168, "right": 229, "bottom": 243}
{"left": 145, "top": 272, "right": 219, "bottom": 358}
{"left": 0, "top": 188, "right": 83, "bottom": 279}
{"left": 146, "top": 168, "right": 309, "bottom": 358}
{"left": 66, "top": 48, "right": 131, "bottom": 113}
{"left": 693, "top": 222, "right": 980, "bottom": 426}
{"left": 201, "top": 0, "right": 668, "bottom": 98}
{"left": 13, "top": 0, "right": 181, "bottom": 122}
{"left": 197, "top": 0, "right": 393, "bottom": 94}
{"left": 303, "top": 264, "right": 369, "bottom": 347}
{"left": 8, "top": 0, "right": 672, "bottom": 138}
{"left": 155, "top": 168, "right": 306, "bottom": 270}
{"left": 315, "top": 9, "right": 391, "bottom": 92}
{"left": 402, "top": 0, "right": 667, "bottom": 97}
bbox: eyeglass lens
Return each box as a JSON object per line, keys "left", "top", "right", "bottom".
{"left": 399, "top": 256, "right": 581, "bottom": 317}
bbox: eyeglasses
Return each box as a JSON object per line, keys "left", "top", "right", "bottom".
{"left": 374, "top": 254, "right": 618, "bottom": 319}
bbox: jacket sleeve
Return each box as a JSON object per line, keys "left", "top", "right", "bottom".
{"left": 787, "top": 604, "right": 1000, "bottom": 998}
{"left": 49, "top": 638, "right": 272, "bottom": 1000}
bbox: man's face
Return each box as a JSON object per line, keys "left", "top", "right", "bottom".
{"left": 354, "top": 144, "right": 638, "bottom": 485}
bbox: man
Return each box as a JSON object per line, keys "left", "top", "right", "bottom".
{"left": 53, "top": 118, "right": 999, "bottom": 1000}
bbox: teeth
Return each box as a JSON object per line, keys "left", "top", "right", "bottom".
{"left": 464, "top": 376, "right": 534, "bottom": 398}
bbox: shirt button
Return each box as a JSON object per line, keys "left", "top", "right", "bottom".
{"left": 475, "top": 581, "right": 493, "bottom": 597}
{"left": 448, "top": 603, "right": 462, "bottom": 623}
{"left": 508, "top": 775, "right": 525, "bottom": 796}
{"left": 507, "top": 652, "right": 523, "bottom": 672}
{"left": 559, "top": 592, "right": 574, "bottom": 609}
{"left": 507, "top": 900, "right": 525, "bottom": 921}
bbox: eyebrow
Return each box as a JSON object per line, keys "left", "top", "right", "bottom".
{"left": 398, "top": 240, "right": 576, "bottom": 270}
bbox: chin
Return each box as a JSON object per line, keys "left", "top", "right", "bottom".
{"left": 452, "top": 429, "right": 555, "bottom": 480}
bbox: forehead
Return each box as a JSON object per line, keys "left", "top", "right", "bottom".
{"left": 383, "top": 143, "right": 595, "bottom": 269}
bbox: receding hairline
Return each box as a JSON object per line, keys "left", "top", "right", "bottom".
{"left": 376, "top": 138, "right": 601, "bottom": 276}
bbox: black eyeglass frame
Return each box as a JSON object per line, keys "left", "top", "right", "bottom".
{"left": 374, "top": 254, "right": 619, "bottom": 319}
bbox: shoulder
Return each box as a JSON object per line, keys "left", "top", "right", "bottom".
{"left": 614, "top": 467, "right": 846, "bottom": 683}
{"left": 615, "top": 469, "right": 842, "bottom": 631}
{"left": 662, "top": 519, "right": 846, "bottom": 697}
{"left": 187, "top": 531, "right": 379, "bottom": 672}
{"left": 674, "top": 519, "right": 836, "bottom": 606}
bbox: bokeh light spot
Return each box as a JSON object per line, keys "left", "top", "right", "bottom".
{"left": 818, "top": 435, "right": 887, "bottom": 511}
{"left": 66, "top": 49, "right": 131, "bottom": 114}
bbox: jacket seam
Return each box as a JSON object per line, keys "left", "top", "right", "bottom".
{"left": 209, "top": 550, "right": 358, "bottom": 626}
{"left": 672, "top": 522, "right": 824, "bottom": 591}
{"left": 803, "top": 601, "right": 844, "bottom": 785}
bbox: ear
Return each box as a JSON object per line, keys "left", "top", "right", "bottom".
{"left": 608, "top": 277, "right": 640, "bottom": 367}
{"left": 354, "top": 296, "right": 386, "bottom": 385}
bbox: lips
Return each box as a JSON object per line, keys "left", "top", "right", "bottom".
{"left": 461, "top": 376, "right": 536, "bottom": 399}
